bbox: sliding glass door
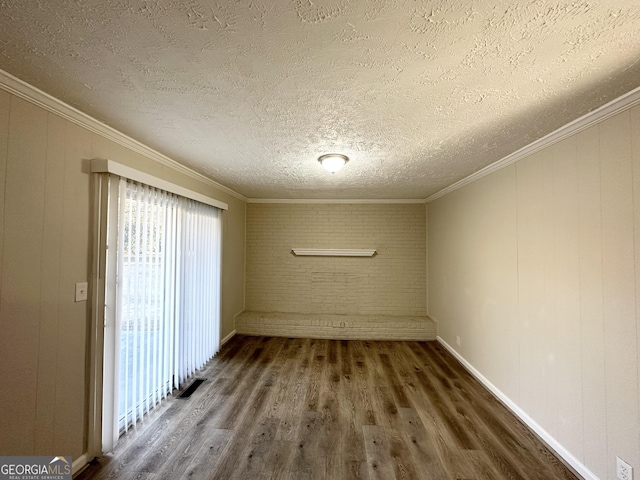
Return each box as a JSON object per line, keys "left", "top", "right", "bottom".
{"left": 101, "top": 175, "right": 222, "bottom": 451}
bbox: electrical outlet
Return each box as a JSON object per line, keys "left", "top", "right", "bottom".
{"left": 456, "top": 336, "right": 461, "bottom": 347}
{"left": 617, "top": 456, "right": 633, "bottom": 480}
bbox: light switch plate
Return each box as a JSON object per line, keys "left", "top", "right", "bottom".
{"left": 75, "top": 282, "right": 88, "bottom": 302}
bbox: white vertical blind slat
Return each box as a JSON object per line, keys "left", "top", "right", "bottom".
{"left": 114, "top": 178, "right": 127, "bottom": 440}
{"left": 133, "top": 185, "right": 144, "bottom": 425}
{"left": 196, "top": 204, "right": 204, "bottom": 369}
{"left": 124, "top": 180, "right": 135, "bottom": 431}
{"left": 170, "top": 199, "right": 178, "bottom": 391}
{"left": 141, "top": 185, "right": 150, "bottom": 419}
{"left": 185, "top": 203, "right": 191, "bottom": 382}
{"left": 163, "top": 196, "right": 176, "bottom": 398}
{"left": 131, "top": 184, "right": 140, "bottom": 428}
{"left": 199, "top": 205, "right": 210, "bottom": 365}
{"left": 174, "top": 204, "right": 182, "bottom": 389}
{"left": 151, "top": 190, "right": 160, "bottom": 408}
{"left": 160, "top": 197, "right": 171, "bottom": 401}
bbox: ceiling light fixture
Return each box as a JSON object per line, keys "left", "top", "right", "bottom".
{"left": 318, "top": 153, "right": 349, "bottom": 173}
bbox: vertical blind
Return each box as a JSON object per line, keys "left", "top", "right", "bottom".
{"left": 177, "top": 198, "right": 222, "bottom": 384}
{"left": 103, "top": 176, "right": 222, "bottom": 451}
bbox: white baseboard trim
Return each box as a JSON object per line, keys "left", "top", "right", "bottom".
{"left": 221, "top": 329, "right": 237, "bottom": 345}
{"left": 72, "top": 453, "right": 90, "bottom": 476}
{"left": 437, "top": 336, "right": 599, "bottom": 480}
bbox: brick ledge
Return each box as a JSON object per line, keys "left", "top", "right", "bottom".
{"left": 234, "top": 311, "right": 436, "bottom": 341}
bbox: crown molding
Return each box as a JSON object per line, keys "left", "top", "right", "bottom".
{"left": 0, "top": 69, "right": 247, "bottom": 202}
{"left": 7, "top": 67, "right": 637, "bottom": 207}
{"left": 425, "top": 84, "right": 640, "bottom": 203}
{"left": 247, "top": 198, "right": 426, "bottom": 204}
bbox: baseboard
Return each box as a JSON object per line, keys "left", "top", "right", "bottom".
{"left": 221, "top": 329, "right": 236, "bottom": 345}
{"left": 437, "top": 336, "right": 598, "bottom": 480}
{"left": 72, "top": 453, "right": 90, "bottom": 477}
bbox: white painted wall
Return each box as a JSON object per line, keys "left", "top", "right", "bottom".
{"left": 428, "top": 104, "right": 640, "bottom": 480}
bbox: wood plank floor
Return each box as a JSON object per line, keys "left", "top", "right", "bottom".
{"left": 76, "top": 336, "right": 580, "bottom": 480}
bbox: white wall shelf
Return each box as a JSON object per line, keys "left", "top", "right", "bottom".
{"left": 291, "top": 248, "right": 376, "bottom": 257}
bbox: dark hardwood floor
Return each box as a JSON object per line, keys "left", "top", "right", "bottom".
{"left": 76, "top": 336, "right": 580, "bottom": 480}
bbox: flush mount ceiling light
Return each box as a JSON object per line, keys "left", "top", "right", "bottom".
{"left": 318, "top": 153, "right": 349, "bottom": 173}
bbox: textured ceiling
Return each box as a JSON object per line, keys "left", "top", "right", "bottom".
{"left": 1, "top": 1, "right": 640, "bottom": 199}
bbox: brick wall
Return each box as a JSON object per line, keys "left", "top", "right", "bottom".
{"left": 246, "top": 203, "right": 427, "bottom": 316}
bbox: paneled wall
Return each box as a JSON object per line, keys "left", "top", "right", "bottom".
{"left": 428, "top": 104, "right": 640, "bottom": 480}
{"left": 0, "top": 90, "right": 245, "bottom": 459}
{"left": 246, "top": 203, "right": 426, "bottom": 316}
